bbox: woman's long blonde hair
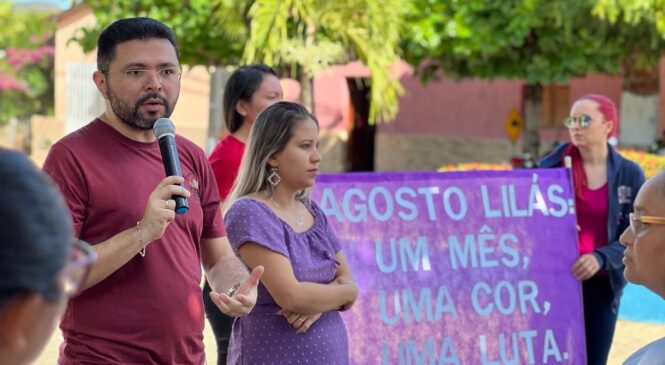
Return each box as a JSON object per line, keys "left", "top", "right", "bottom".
{"left": 225, "top": 102, "right": 319, "bottom": 213}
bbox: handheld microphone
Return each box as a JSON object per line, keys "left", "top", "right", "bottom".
{"left": 153, "top": 118, "right": 189, "bottom": 214}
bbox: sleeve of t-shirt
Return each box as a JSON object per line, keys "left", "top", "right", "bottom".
{"left": 312, "top": 201, "right": 342, "bottom": 253}
{"left": 197, "top": 150, "right": 227, "bottom": 239}
{"left": 225, "top": 199, "right": 289, "bottom": 259}
{"left": 42, "top": 143, "right": 88, "bottom": 237}
{"left": 209, "top": 147, "right": 239, "bottom": 201}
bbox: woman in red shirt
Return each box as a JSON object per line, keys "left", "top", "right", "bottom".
{"left": 205, "top": 64, "right": 283, "bottom": 365}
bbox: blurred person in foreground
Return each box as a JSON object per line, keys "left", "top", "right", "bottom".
{"left": 205, "top": 63, "right": 282, "bottom": 364}
{"left": 0, "top": 148, "right": 96, "bottom": 365}
{"left": 224, "top": 102, "right": 358, "bottom": 364}
{"left": 42, "top": 17, "right": 261, "bottom": 364}
{"left": 620, "top": 171, "right": 665, "bottom": 364}
{"left": 539, "top": 94, "right": 645, "bottom": 365}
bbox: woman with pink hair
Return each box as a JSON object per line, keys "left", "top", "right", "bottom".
{"left": 540, "top": 94, "right": 645, "bottom": 365}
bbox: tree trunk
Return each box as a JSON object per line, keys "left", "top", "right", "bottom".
{"left": 300, "top": 73, "right": 314, "bottom": 112}
{"left": 18, "top": 117, "right": 32, "bottom": 155}
{"left": 206, "top": 66, "right": 230, "bottom": 153}
{"left": 522, "top": 83, "right": 543, "bottom": 161}
{"left": 301, "top": 19, "right": 316, "bottom": 112}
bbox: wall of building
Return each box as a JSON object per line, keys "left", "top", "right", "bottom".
{"left": 372, "top": 73, "right": 626, "bottom": 171}
{"left": 375, "top": 134, "right": 513, "bottom": 171}
{"left": 31, "top": 115, "right": 60, "bottom": 165}
{"left": 39, "top": 5, "right": 665, "bottom": 173}
{"left": 379, "top": 77, "right": 523, "bottom": 138}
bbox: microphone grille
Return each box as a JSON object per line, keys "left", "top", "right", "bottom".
{"left": 153, "top": 118, "right": 175, "bottom": 139}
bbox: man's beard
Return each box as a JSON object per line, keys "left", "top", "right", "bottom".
{"left": 106, "top": 86, "right": 174, "bottom": 130}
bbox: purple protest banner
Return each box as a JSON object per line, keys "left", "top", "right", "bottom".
{"left": 312, "top": 169, "right": 585, "bottom": 365}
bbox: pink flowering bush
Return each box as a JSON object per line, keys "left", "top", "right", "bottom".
{"left": 0, "top": 4, "right": 56, "bottom": 127}
{"left": 5, "top": 46, "right": 54, "bottom": 72}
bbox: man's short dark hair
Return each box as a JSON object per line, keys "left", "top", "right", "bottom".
{"left": 0, "top": 148, "right": 72, "bottom": 306}
{"left": 97, "top": 17, "right": 179, "bottom": 73}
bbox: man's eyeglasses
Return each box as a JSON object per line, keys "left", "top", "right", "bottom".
{"left": 563, "top": 115, "right": 592, "bottom": 129}
{"left": 105, "top": 67, "right": 183, "bottom": 84}
{"left": 628, "top": 213, "right": 665, "bottom": 236}
{"left": 57, "top": 239, "right": 97, "bottom": 298}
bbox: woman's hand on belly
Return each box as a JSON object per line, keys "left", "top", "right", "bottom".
{"left": 278, "top": 309, "right": 322, "bottom": 333}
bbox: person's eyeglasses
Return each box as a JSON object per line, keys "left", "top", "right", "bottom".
{"left": 57, "top": 239, "right": 97, "bottom": 298}
{"left": 628, "top": 212, "right": 665, "bottom": 236}
{"left": 105, "top": 67, "right": 183, "bottom": 84}
{"left": 563, "top": 115, "right": 593, "bottom": 129}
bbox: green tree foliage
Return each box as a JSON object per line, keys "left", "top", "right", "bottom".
{"left": 0, "top": 3, "right": 56, "bottom": 125}
{"left": 403, "top": 0, "right": 635, "bottom": 156}
{"left": 404, "top": 0, "right": 628, "bottom": 84}
{"left": 593, "top": 0, "right": 665, "bottom": 34}
{"left": 75, "top": 0, "right": 406, "bottom": 124}
{"left": 75, "top": 0, "right": 252, "bottom": 66}
{"left": 592, "top": 0, "right": 665, "bottom": 94}
{"left": 243, "top": 0, "right": 406, "bottom": 123}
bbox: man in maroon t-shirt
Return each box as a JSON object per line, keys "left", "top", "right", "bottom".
{"left": 43, "top": 18, "right": 263, "bottom": 365}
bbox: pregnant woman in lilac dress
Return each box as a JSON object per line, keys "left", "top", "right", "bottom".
{"left": 224, "top": 102, "right": 358, "bottom": 365}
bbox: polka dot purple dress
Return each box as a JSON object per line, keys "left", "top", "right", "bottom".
{"left": 224, "top": 198, "right": 350, "bottom": 365}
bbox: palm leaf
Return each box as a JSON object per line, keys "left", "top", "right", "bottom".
{"left": 243, "top": 0, "right": 407, "bottom": 123}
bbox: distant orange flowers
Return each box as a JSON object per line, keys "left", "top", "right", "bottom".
{"left": 438, "top": 162, "right": 511, "bottom": 172}
{"left": 438, "top": 150, "right": 664, "bottom": 179}
{"left": 617, "top": 149, "right": 665, "bottom": 179}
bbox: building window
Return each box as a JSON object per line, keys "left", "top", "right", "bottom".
{"left": 541, "top": 84, "right": 570, "bottom": 129}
